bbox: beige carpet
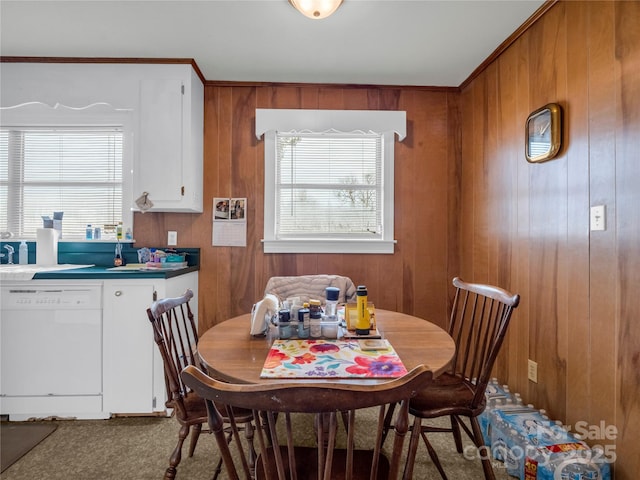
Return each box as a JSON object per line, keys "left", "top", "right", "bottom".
{"left": 0, "top": 412, "right": 511, "bottom": 479}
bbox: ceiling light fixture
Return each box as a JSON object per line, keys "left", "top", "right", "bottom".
{"left": 289, "top": 0, "right": 343, "bottom": 20}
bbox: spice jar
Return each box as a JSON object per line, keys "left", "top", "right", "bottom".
{"left": 309, "top": 299, "right": 322, "bottom": 338}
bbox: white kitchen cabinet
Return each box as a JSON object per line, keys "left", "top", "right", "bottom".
{"left": 134, "top": 65, "right": 204, "bottom": 212}
{"left": 102, "top": 271, "right": 198, "bottom": 415}
{"left": 1, "top": 61, "right": 204, "bottom": 215}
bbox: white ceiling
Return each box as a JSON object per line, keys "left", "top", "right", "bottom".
{"left": 0, "top": 0, "right": 545, "bottom": 87}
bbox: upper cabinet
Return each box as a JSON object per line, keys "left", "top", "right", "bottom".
{"left": 0, "top": 61, "right": 204, "bottom": 214}
{"left": 135, "top": 67, "right": 204, "bottom": 212}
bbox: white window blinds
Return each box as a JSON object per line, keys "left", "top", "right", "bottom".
{"left": 276, "top": 132, "right": 382, "bottom": 238}
{"left": 257, "top": 108, "right": 406, "bottom": 254}
{"left": 0, "top": 127, "right": 123, "bottom": 238}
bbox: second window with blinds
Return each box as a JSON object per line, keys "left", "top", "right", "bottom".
{"left": 256, "top": 109, "right": 406, "bottom": 254}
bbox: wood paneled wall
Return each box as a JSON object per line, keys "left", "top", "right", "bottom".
{"left": 134, "top": 84, "right": 461, "bottom": 330}
{"left": 459, "top": 2, "right": 639, "bottom": 478}
{"left": 134, "top": 1, "right": 638, "bottom": 477}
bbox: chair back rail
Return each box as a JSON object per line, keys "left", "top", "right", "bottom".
{"left": 148, "top": 289, "right": 198, "bottom": 406}
{"left": 181, "top": 364, "right": 433, "bottom": 480}
{"left": 403, "top": 277, "right": 520, "bottom": 480}
{"left": 147, "top": 289, "right": 213, "bottom": 480}
{"left": 448, "top": 277, "right": 520, "bottom": 408}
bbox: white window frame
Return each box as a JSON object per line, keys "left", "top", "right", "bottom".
{"left": 0, "top": 101, "right": 134, "bottom": 240}
{"left": 256, "top": 109, "right": 406, "bottom": 254}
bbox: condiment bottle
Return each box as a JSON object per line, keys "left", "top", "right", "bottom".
{"left": 356, "top": 285, "right": 370, "bottom": 335}
{"left": 309, "top": 299, "right": 322, "bottom": 338}
{"left": 324, "top": 287, "right": 340, "bottom": 320}
{"left": 297, "top": 308, "right": 310, "bottom": 338}
{"left": 278, "top": 309, "right": 292, "bottom": 339}
{"left": 19, "top": 241, "right": 28, "bottom": 264}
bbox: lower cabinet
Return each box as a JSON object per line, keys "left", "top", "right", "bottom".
{"left": 102, "top": 272, "right": 198, "bottom": 416}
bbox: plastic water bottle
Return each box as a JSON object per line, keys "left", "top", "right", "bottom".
{"left": 19, "top": 241, "right": 28, "bottom": 264}
{"left": 489, "top": 410, "right": 511, "bottom": 462}
{"left": 591, "top": 446, "right": 612, "bottom": 480}
{"left": 85, "top": 224, "right": 93, "bottom": 240}
{"left": 504, "top": 427, "right": 525, "bottom": 477}
{"left": 480, "top": 391, "right": 510, "bottom": 446}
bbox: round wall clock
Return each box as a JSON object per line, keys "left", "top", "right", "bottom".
{"left": 525, "top": 103, "right": 562, "bottom": 163}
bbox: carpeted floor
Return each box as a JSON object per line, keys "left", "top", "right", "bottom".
{"left": 0, "top": 412, "right": 511, "bottom": 479}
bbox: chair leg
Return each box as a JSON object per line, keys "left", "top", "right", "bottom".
{"left": 450, "top": 415, "right": 463, "bottom": 453}
{"left": 188, "top": 422, "right": 203, "bottom": 457}
{"left": 404, "top": 415, "right": 449, "bottom": 480}
{"left": 421, "top": 428, "right": 449, "bottom": 480}
{"left": 381, "top": 401, "right": 397, "bottom": 444}
{"left": 212, "top": 455, "right": 224, "bottom": 480}
{"left": 402, "top": 416, "right": 421, "bottom": 480}
{"left": 165, "top": 424, "right": 189, "bottom": 480}
{"left": 244, "top": 420, "right": 257, "bottom": 479}
{"left": 470, "top": 416, "right": 496, "bottom": 480}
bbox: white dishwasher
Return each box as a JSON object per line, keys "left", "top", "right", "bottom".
{"left": 0, "top": 283, "right": 107, "bottom": 420}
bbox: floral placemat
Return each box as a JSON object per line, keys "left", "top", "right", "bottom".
{"left": 260, "top": 339, "right": 408, "bottom": 379}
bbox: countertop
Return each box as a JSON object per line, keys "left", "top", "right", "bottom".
{"left": 0, "top": 243, "right": 200, "bottom": 280}
{"left": 33, "top": 264, "right": 199, "bottom": 280}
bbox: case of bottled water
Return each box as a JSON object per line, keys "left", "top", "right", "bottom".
{"left": 480, "top": 380, "right": 612, "bottom": 480}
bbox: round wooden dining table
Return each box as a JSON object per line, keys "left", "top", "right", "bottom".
{"left": 197, "top": 309, "right": 455, "bottom": 384}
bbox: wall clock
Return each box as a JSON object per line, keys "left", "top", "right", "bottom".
{"left": 525, "top": 103, "right": 562, "bottom": 163}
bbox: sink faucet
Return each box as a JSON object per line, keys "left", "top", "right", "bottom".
{"left": 4, "top": 244, "right": 14, "bottom": 264}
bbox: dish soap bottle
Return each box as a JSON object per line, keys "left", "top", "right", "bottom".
{"left": 19, "top": 241, "right": 28, "bottom": 264}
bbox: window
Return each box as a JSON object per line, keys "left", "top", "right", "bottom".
{"left": 0, "top": 102, "right": 132, "bottom": 239}
{"left": 256, "top": 109, "right": 406, "bottom": 254}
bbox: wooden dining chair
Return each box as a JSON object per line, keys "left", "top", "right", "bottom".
{"left": 147, "top": 289, "right": 253, "bottom": 480}
{"left": 403, "top": 277, "right": 520, "bottom": 480}
{"left": 181, "top": 363, "right": 434, "bottom": 480}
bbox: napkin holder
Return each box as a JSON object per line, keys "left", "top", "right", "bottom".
{"left": 250, "top": 294, "right": 279, "bottom": 336}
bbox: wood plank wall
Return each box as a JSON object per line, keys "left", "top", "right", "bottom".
{"left": 458, "top": 2, "right": 639, "bottom": 478}
{"left": 134, "top": 1, "right": 638, "bottom": 477}
{"left": 134, "top": 84, "right": 461, "bottom": 331}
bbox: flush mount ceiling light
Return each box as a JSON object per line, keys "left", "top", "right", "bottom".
{"left": 289, "top": 0, "right": 344, "bottom": 19}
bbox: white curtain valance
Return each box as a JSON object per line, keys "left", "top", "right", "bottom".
{"left": 255, "top": 108, "right": 406, "bottom": 141}
{"left": 0, "top": 102, "right": 132, "bottom": 125}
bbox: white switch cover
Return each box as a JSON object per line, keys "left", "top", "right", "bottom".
{"left": 167, "top": 231, "right": 178, "bottom": 246}
{"left": 528, "top": 359, "right": 538, "bottom": 383}
{"left": 590, "top": 205, "right": 606, "bottom": 231}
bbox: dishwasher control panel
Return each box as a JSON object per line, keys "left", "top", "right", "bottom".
{"left": 1, "top": 286, "right": 102, "bottom": 309}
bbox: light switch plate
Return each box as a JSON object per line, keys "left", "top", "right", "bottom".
{"left": 590, "top": 205, "right": 606, "bottom": 231}
{"left": 528, "top": 359, "right": 538, "bottom": 383}
{"left": 167, "top": 231, "right": 178, "bottom": 246}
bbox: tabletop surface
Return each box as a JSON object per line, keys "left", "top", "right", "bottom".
{"left": 198, "top": 309, "right": 455, "bottom": 384}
